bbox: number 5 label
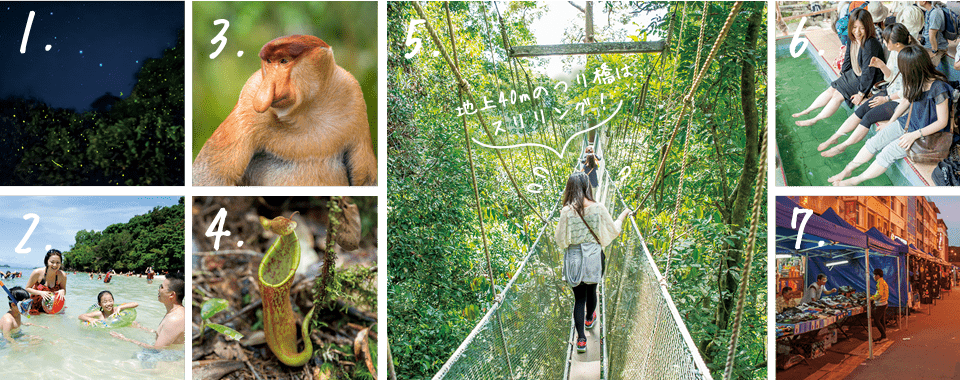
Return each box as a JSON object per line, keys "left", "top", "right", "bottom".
{"left": 404, "top": 19, "right": 426, "bottom": 59}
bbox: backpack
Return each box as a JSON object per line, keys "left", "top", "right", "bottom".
{"left": 836, "top": 2, "right": 869, "bottom": 45}
{"left": 936, "top": 4, "right": 960, "bottom": 40}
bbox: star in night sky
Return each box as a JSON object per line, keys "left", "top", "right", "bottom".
{"left": 0, "top": 1, "right": 184, "bottom": 186}
{"left": 0, "top": 2, "right": 183, "bottom": 111}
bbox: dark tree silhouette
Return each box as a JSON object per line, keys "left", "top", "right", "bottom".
{"left": 90, "top": 92, "right": 122, "bottom": 113}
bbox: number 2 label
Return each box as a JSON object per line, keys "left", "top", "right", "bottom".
{"left": 16, "top": 213, "right": 40, "bottom": 254}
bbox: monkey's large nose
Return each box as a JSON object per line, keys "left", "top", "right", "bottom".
{"left": 254, "top": 81, "right": 275, "bottom": 113}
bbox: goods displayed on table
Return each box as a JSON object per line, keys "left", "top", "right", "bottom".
{"left": 777, "top": 292, "right": 866, "bottom": 324}
{"left": 776, "top": 292, "right": 867, "bottom": 337}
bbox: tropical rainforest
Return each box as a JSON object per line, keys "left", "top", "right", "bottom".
{"left": 388, "top": 2, "right": 766, "bottom": 379}
{"left": 64, "top": 197, "right": 185, "bottom": 273}
{"left": 0, "top": 32, "right": 184, "bottom": 186}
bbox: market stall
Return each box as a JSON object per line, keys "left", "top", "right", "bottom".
{"left": 775, "top": 198, "right": 902, "bottom": 367}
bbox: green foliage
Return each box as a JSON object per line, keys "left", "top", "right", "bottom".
{"left": 87, "top": 32, "right": 186, "bottom": 185}
{"left": 192, "top": 2, "right": 378, "bottom": 159}
{"left": 0, "top": 33, "right": 184, "bottom": 186}
{"left": 388, "top": 2, "right": 766, "bottom": 379}
{"left": 200, "top": 298, "right": 244, "bottom": 341}
{"left": 64, "top": 199, "right": 185, "bottom": 273}
{"left": 333, "top": 266, "right": 378, "bottom": 312}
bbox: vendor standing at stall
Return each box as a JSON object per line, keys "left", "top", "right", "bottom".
{"left": 801, "top": 274, "right": 838, "bottom": 304}
{"left": 871, "top": 268, "right": 889, "bottom": 342}
{"left": 777, "top": 286, "right": 800, "bottom": 313}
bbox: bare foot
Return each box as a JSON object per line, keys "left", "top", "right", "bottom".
{"left": 833, "top": 177, "right": 860, "bottom": 186}
{"left": 795, "top": 118, "right": 818, "bottom": 127}
{"left": 821, "top": 145, "right": 846, "bottom": 158}
{"left": 792, "top": 110, "right": 811, "bottom": 118}
{"left": 817, "top": 137, "right": 839, "bottom": 152}
{"left": 827, "top": 171, "right": 849, "bottom": 183}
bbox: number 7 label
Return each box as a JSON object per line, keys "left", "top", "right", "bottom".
{"left": 792, "top": 207, "right": 813, "bottom": 250}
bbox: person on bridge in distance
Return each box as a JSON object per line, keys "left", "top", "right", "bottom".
{"left": 555, "top": 171, "right": 632, "bottom": 353}
{"left": 580, "top": 145, "right": 602, "bottom": 189}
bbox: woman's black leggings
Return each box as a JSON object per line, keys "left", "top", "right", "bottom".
{"left": 857, "top": 100, "right": 897, "bottom": 129}
{"left": 572, "top": 282, "right": 598, "bottom": 340}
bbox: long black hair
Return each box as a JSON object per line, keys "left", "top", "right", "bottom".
{"left": 97, "top": 290, "right": 113, "bottom": 305}
{"left": 898, "top": 45, "right": 947, "bottom": 101}
{"left": 44, "top": 248, "right": 63, "bottom": 267}
{"left": 562, "top": 171, "right": 593, "bottom": 214}
{"left": 848, "top": 8, "right": 877, "bottom": 44}
{"left": 881, "top": 23, "right": 915, "bottom": 46}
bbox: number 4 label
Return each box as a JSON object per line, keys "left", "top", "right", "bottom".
{"left": 206, "top": 208, "right": 231, "bottom": 250}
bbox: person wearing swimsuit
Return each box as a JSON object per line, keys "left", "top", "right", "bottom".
{"left": 25, "top": 249, "right": 67, "bottom": 315}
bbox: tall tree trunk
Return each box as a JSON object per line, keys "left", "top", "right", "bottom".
{"left": 585, "top": 2, "right": 595, "bottom": 43}
{"left": 716, "top": 8, "right": 762, "bottom": 332}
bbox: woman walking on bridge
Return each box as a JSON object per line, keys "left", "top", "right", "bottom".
{"left": 556, "top": 171, "right": 632, "bottom": 353}
{"left": 580, "top": 146, "right": 602, "bottom": 189}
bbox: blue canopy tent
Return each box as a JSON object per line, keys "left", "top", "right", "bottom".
{"left": 776, "top": 198, "right": 893, "bottom": 355}
{"left": 803, "top": 208, "right": 907, "bottom": 308}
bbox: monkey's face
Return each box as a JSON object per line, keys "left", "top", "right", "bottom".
{"left": 254, "top": 35, "right": 330, "bottom": 114}
{"left": 254, "top": 57, "right": 297, "bottom": 113}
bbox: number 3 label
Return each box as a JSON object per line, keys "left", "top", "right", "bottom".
{"left": 16, "top": 213, "right": 40, "bottom": 254}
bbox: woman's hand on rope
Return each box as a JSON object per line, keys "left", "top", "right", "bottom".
{"left": 618, "top": 209, "right": 634, "bottom": 221}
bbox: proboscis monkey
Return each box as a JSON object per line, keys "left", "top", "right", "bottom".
{"left": 193, "top": 35, "right": 377, "bottom": 186}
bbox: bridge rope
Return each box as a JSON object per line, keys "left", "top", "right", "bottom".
{"left": 722, "top": 124, "right": 768, "bottom": 380}
{"left": 444, "top": 2, "right": 516, "bottom": 376}
{"left": 405, "top": 2, "right": 754, "bottom": 379}
{"left": 411, "top": 1, "right": 547, "bottom": 223}
{"left": 635, "top": 1, "right": 744, "bottom": 211}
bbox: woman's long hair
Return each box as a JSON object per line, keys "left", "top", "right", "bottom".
{"left": 585, "top": 146, "right": 597, "bottom": 167}
{"left": 562, "top": 171, "right": 593, "bottom": 214}
{"left": 882, "top": 23, "right": 915, "bottom": 46}
{"left": 898, "top": 44, "right": 947, "bottom": 101}
{"left": 848, "top": 8, "right": 877, "bottom": 44}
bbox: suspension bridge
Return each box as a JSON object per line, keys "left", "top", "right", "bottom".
{"left": 394, "top": 2, "right": 768, "bottom": 379}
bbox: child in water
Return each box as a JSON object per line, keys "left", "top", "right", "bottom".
{"left": 78, "top": 290, "right": 138, "bottom": 324}
{"left": 1, "top": 286, "right": 48, "bottom": 344}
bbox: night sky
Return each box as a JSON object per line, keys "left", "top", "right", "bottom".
{"left": 0, "top": 2, "right": 183, "bottom": 111}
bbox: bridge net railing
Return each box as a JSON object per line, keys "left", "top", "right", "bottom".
{"left": 434, "top": 152, "right": 711, "bottom": 380}
{"left": 432, "top": 208, "right": 571, "bottom": 379}
{"left": 603, "top": 174, "right": 712, "bottom": 380}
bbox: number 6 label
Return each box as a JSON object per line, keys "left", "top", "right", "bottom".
{"left": 790, "top": 17, "right": 810, "bottom": 58}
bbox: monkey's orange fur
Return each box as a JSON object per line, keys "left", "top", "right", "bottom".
{"left": 194, "top": 35, "right": 376, "bottom": 186}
